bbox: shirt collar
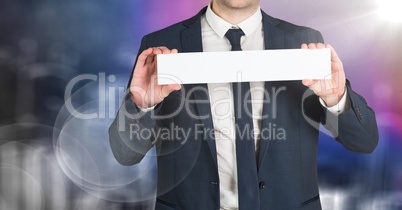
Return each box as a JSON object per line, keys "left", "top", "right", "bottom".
{"left": 205, "top": 4, "right": 262, "bottom": 38}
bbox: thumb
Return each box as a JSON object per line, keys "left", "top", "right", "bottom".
{"left": 159, "top": 84, "right": 181, "bottom": 99}
{"left": 168, "top": 84, "right": 181, "bottom": 91}
{"left": 302, "top": 79, "right": 316, "bottom": 87}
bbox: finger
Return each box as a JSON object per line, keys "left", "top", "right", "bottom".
{"left": 145, "top": 53, "right": 156, "bottom": 65}
{"left": 153, "top": 47, "right": 163, "bottom": 55}
{"left": 158, "top": 47, "right": 178, "bottom": 54}
{"left": 308, "top": 43, "right": 317, "bottom": 49}
{"left": 159, "top": 84, "right": 181, "bottom": 99}
{"left": 316, "top": 43, "right": 325, "bottom": 49}
{"left": 169, "top": 83, "right": 181, "bottom": 90}
{"left": 137, "top": 48, "right": 154, "bottom": 65}
{"left": 308, "top": 80, "right": 322, "bottom": 93}
{"left": 301, "top": 43, "right": 308, "bottom": 49}
{"left": 146, "top": 47, "right": 167, "bottom": 66}
{"left": 326, "top": 44, "right": 342, "bottom": 63}
{"left": 157, "top": 46, "right": 171, "bottom": 54}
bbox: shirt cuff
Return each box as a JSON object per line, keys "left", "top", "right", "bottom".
{"left": 137, "top": 104, "right": 157, "bottom": 112}
{"left": 319, "top": 89, "right": 350, "bottom": 115}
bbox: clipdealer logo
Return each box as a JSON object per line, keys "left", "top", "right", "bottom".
{"left": 129, "top": 122, "right": 286, "bottom": 145}
{"left": 63, "top": 71, "right": 337, "bottom": 139}
{"left": 64, "top": 73, "right": 124, "bottom": 120}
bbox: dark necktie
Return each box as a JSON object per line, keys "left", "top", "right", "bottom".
{"left": 225, "top": 28, "right": 244, "bottom": 51}
{"left": 225, "top": 29, "right": 260, "bottom": 210}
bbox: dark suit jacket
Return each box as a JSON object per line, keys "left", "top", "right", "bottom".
{"left": 109, "top": 7, "right": 379, "bottom": 210}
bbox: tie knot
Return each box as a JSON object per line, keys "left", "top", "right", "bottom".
{"left": 225, "top": 29, "right": 245, "bottom": 51}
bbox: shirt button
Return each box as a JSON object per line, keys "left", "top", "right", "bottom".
{"left": 259, "top": 181, "right": 265, "bottom": 189}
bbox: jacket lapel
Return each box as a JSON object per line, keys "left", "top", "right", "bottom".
{"left": 181, "top": 7, "right": 205, "bottom": 53}
{"left": 258, "top": 11, "right": 285, "bottom": 169}
{"left": 180, "top": 7, "right": 218, "bottom": 167}
{"left": 262, "top": 11, "right": 284, "bottom": 50}
{"left": 188, "top": 83, "right": 218, "bottom": 168}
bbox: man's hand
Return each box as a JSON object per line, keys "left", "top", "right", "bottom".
{"left": 130, "top": 47, "right": 181, "bottom": 108}
{"left": 301, "top": 43, "right": 346, "bottom": 107}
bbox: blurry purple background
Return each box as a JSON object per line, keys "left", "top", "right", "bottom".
{"left": 0, "top": 0, "right": 401, "bottom": 209}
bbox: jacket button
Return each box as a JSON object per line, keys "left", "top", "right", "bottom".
{"left": 259, "top": 181, "right": 265, "bottom": 189}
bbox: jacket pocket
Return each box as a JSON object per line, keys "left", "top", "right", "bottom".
{"left": 301, "top": 194, "right": 320, "bottom": 207}
{"left": 155, "top": 198, "right": 179, "bottom": 210}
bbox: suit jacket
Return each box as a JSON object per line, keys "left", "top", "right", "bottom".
{"left": 109, "top": 7, "right": 379, "bottom": 210}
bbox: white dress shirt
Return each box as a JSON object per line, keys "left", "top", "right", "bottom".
{"left": 201, "top": 5, "right": 349, "bottom": 210}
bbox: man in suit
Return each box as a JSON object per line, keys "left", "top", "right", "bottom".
{"left": 109, "top": 0, "right": 379, "bottom": 209}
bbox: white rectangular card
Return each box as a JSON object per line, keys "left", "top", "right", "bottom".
{"left": 157, "top": 48, "right": 331, "bottom": 85}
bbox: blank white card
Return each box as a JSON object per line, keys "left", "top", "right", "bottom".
{"left": 157, "top": 48, "right": 331, "bottom": 85}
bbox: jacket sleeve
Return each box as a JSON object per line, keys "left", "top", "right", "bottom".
{"left": 322, "top": 80, "right": 379, "bottom": 153}
{"left": 108, "top": 36, "right": 158, "bottom": 166}
{"left": 308, "top": 30, "right": 379, "bottom": 153}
